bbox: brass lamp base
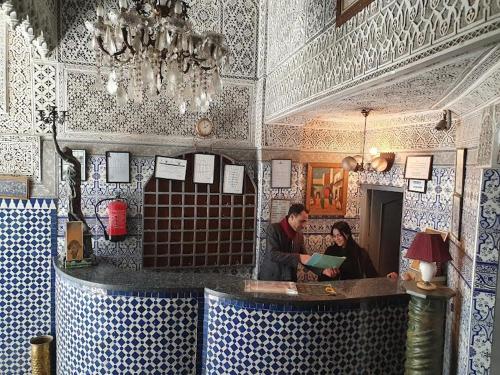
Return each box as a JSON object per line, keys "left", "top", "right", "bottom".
{"left": 416, "top": 281, "right": 437, "bottom": 290}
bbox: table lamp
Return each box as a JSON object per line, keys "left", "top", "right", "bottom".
{"left": 405, "top": 232, "right": 452, "bottom": 290}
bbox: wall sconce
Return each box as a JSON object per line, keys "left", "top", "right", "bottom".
{"left": 435, "top": 110, "right": 452, "bottom": 131}
{"left": 342, "top": 109, "right": 394, "bottom": 173}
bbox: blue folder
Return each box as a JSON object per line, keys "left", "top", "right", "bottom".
{"left": 306, "top": 253, "right": 346, "bottom": 269}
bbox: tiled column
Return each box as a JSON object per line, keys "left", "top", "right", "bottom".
{"left": 468, "top": 169, "right": 500, "bottom": 374}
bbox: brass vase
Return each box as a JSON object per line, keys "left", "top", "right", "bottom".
{"left": 30, "top": 335, "right": 53, "bottom": 375}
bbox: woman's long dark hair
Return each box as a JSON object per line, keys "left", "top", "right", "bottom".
{"left": 330, "top": 221, "right": 361, "bottom": 252}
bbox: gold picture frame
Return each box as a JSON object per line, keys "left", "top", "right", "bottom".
{"left": 66, "top": 221, "right": 84, "bottom": 262}
{"left": 306, "top": 163, "right": 348, "bottom": 216}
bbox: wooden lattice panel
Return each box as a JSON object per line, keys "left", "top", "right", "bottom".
{"left": 142, "top": 153, "right": 256, "bottom": 269}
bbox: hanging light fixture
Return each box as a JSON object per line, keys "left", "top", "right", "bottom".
{"left": 342, "top": 109, "right": 393, "bottom": 173}
{"left": 85, "top": 0, "right": 229, "bottom": 114}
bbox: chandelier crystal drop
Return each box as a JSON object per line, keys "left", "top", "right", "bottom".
{"left": 85, "top": 0, "right": 229, "bottom": 113}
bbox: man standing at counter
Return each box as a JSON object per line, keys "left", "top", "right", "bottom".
{"left": 258, "top": 204, "right": 333, "bottom": 281}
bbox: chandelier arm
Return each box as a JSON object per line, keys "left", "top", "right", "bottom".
{"left": 96, "top": 36, "right": 128, "bottom": 58}
{"left": 121, "top": 28, "right": 136, "bottom": 55}
{"left": 146, "top": 35, "right": 156, "bottom": 48}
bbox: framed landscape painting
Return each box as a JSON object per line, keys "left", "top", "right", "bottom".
{"left": 306, "top": 163, "right": 348, "bottom": 216}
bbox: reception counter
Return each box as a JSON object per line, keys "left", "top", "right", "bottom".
{"left": 55, "top": 262, "right": 410, "bottom": 374}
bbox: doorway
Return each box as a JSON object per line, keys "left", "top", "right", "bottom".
{"left": 359, "top": 185, "right": 403, "bottom": 276}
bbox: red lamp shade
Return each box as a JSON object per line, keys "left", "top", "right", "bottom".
{"left": 405, "top": 232, "right": 452, "bottom": 263}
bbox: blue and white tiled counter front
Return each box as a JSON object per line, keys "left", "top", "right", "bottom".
{"left": 55, "top": 274, "right": 201, "bottom": 375}
{"left": 55, "top": 262, "right": 409, "bottom": 375}
{"left": 203, "top": 295, "right": 408, "bottom": 374}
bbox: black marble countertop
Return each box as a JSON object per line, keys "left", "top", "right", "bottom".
{"left": 54, "top": 261, "right": 408, "bottom": 305}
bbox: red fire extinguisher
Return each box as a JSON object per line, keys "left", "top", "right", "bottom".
{"left": 95, "top": 195, "right": 128, "bottom": 242}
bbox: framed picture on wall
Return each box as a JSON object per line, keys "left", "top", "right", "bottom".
{"left": 450, "top": 193, "right": 462, "bottom": 241}
{"left": 454, "top": 149, "right": 466, "bottom": 196}
{"left": 306, "top": 163, "right": 348, "bottom": 216}
{"left": 407, "top": 179, "right": 427, "bottom": 194}
{"left": 336, "top": 0, "right": 375, "bottom": 27}
{"left": 404, "top": 155, "right": 433, "bottom": 180}
{"left": 61, "top": 149, "right": 86, "bottom": 181}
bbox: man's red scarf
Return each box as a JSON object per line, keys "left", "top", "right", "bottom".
{"left": 280, "top": 217, "right": 296, "bottom": 240}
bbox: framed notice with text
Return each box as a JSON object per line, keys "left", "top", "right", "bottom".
{"left": 270, "top": 199, "right": 292, "bottom": 224}
{"left": 154, "top": 156, "right": 187, "bottom": 181}
{"left": 407, "top": 179, "right": 427, "bottom": 194}
{"left": 223, "top": 164, "right": 245, "bottom": 194}
{"left": 271, "top": 159, "right": 292, "bottom": 188}
{"left": 404, "top": 155, "right": 433, "bottom": 180}
{"left": 336, "top": 0, "right": 375, "bottom": 27}
{"left": 193, "top": 154, "right": 215, "bottom": 184}
{"left": 106, "top": 151, "right": 130, "bottom": 183}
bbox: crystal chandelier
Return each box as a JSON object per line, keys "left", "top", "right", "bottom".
{"left": 85, "top": 0, "right": 229, "bottom": 114}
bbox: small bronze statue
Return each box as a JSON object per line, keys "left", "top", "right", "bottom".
{"left": 41, "top": 106, "right": 94, "bottom": 259}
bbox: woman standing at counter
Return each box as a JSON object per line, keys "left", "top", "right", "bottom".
{"left": 319, "top": 221, "right": 398, "bottom": 281}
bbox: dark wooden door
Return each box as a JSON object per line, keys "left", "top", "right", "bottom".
{"left": 367, "top": 190, "right": 403, "bottom": 276}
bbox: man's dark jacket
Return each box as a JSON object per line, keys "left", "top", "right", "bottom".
{"left": 258, "top": 223, "right": 320, "bottom": 281}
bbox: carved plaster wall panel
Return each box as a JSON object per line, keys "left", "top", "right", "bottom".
{"left": 33, "top": 62, "right": 56, "bottom": 133}
{"left": 264, "top": 124, "right": 363, "bottom": 152}
{"left": 64, "top": 68, "right": 254, "bottom": 143}
{"left": 5, "top": 0, "right": 58, "bottom": 58}
{"left": 435, "top": 45, "right": 500, "bottom": 109}
{"left": 59, "top": 0, "right": 258, "bottom": 79}
{"left": 264, "top": 0, "right": 500, "bottom": 119}
{"left": 448, "top": 63, "right": 500, "bottom": 116}
{"left": 292, "top": 111, "right": 444, "bottom": 131}
{"left": 7, "top": 26, "right": 32, "bottom": 133}
{"left": 256, "top": 0, "right": 268, "bottom": 79}
{"left": 365, "top": 121, "right": 456, "bottom": 152}
{"left": 185, "top": 0, "right": 221, "bottom": 34}
{"left": 477, "top": 105, "right": 494, "bottom": 167}
{"left": 0, "top": 18, "right": 7, "bottom": 112}
{"left": 265, "top": 115, "right": 455, "bottom": 153}
{"left": 221, "top": 0, "right": 258, "bottom": 78}
{"left": 266, "top": 0, "right": 307, "bottom": 72}
{"left": 254, "top": 78, "right": 265, "bottom": 148}
{"left": 0, "top": 135, "right": 40, "bottom": 181}
{"left": 297, "top": 55, "right": 484, "bottom": 120}
{"left": 456, "top": 113, "right": 481, "bottom": 150}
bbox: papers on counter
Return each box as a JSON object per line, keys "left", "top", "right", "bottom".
{"left": 244, "top": 280, "right": 298, "bottom": 295}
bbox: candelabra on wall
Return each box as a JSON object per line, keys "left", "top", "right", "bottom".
{"left": 39, "top": 106, "right": 94, "bottom": 260}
